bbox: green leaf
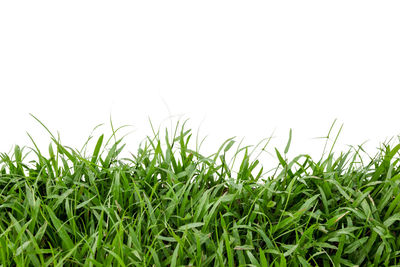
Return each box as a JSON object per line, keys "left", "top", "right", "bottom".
{"left": 224, "top": 140, "right": 236, "bottom": 153}
{"left": 284, "top": 129, "right": 292, "bottom": 154}
{"left": 91, "top": 134, "right": 104, "bottom": 164}
{"left": 45, "top": 206, "right": 74, "bottom": 250}
{"left": 178, "top": 222, "right": 205, "bottom": 231}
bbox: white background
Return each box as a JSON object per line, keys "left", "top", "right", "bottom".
{"left": 1, "top": 1, "right": 399, "bottom": 171}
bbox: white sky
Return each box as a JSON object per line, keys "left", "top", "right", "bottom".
{"left": 1, "top": 1, "right": 399, "bottom": 171}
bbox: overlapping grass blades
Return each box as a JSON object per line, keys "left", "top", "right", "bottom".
{"left": 0, "top": 117, "right": 400, "bottom": 266}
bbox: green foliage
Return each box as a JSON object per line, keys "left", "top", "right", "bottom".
{"left": 0, "top": 118, "right": 400, "bottom": 266}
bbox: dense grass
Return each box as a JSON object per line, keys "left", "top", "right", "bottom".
{"left": 1, "top": 117, "right": 400, "bottom": 266}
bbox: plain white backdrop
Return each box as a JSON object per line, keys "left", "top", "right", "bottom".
{"left": 1, "top": 1, "right": 399, "bottom": 170}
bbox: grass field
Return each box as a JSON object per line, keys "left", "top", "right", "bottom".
{"left": 1, "top": 117, "right": 400, "bottom": 266}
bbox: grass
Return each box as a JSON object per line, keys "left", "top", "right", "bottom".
{"left": 1, "top": 116, "right": 400, "bottom": 266}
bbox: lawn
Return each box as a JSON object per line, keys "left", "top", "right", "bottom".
{"left": 1, "top": 117, "right": 399, "bottom": 266}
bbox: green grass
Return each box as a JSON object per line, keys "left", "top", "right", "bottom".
{"left": 1, "top": 116, "right": 400, "bottom": 266}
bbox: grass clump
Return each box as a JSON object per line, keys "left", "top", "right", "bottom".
{"left": 1, "top": 117, "right": 400, "bottom": 266}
